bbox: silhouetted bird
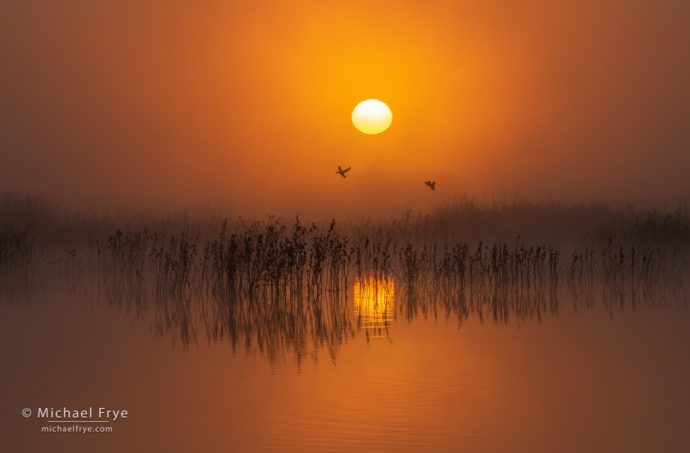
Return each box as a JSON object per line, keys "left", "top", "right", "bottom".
{"left": 336, "top": 166, "right": 351, "bottom": 178}
{"left": 424, "top": 180, "right": 436, "bottom": 191}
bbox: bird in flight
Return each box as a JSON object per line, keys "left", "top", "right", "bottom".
{"left": 424, "top": 180, "right": 436, "bottom": 191}
{"left": 336, "top": 166, "right": 351, "bottom": 178}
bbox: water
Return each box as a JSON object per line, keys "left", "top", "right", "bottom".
{"left": 2, "top": 271, "right": 689, "bottom": 453}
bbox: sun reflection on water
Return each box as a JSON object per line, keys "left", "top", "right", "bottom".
{"left": 354, "top": 275, "right": 395, "bottom": 335}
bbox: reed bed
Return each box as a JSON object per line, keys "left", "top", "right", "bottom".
{"left": 1, "top": 196, "right": 688, "bottom": 362}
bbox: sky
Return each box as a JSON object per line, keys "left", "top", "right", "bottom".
{"left": 1, "top": 0, "right": 689, "bottom": 216}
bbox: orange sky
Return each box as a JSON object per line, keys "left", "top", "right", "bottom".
{"left": 1, "top": 0, "right": 688, "bottom": 216}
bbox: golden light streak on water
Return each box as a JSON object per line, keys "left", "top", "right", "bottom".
{"left": 353, "top": 275, "right": 395, "bottom": 335}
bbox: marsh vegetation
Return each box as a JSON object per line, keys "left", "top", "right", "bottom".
{"left": 1, "top": 195, "right": 688, "bottom": 361}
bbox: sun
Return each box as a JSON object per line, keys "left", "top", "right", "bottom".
{"left": 352, "top": 99, "right": 393, "bottom": 135}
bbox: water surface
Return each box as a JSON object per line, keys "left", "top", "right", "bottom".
{"left": 2, "top": 272, "right": 689, "bottom": 452}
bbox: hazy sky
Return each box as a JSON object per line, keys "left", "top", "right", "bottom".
{"left": 1, "top": 0, "right": 688, "bottom": 216}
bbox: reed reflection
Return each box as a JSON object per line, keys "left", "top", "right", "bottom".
{"left": 2, "top": 212, "right": 688, "bottom": 365}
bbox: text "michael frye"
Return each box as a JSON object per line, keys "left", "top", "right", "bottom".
{"left": 37, "top": 407, "right": 128, "bottom": 421}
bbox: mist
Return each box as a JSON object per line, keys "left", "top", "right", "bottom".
{"left": 1, "top": 0, "right": 688, "bottom": 217}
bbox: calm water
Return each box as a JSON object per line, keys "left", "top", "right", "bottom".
{"left": 2, "top": 274, "right": 690, "bottom": 452}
